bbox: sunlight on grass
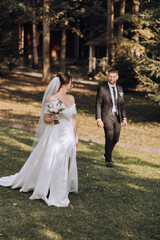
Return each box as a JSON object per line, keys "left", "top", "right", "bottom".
{"left": 1, "top": 75, "right": 160, "bottom": 149}
{"left": 12, "top": 237, "right": 29, "bottom": 240}
{"left": 127, "top": 183, "right": 149, "bottom": 192}
{"left": 119, "top": 230, "right": 134, "bottom": 239}
{"left": 39, "top": 229, "right": 63, "bottom": 240}
{"left": 120, "top": 122, "right": 160, "bottom": 148}
{"left": 1, "top": 134, "right": 32, "bottom": 152}
{"left": 68, "top": 65, "right": 79, "bottom": 69}
{"left": 0, "top": 130, "right": 159, "bottom": 239}
{"left": 0, "top": 74, "right": 160, "bottom": 240}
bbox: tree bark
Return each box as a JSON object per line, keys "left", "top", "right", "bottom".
{"left": 118, "top": 0, "right": 125, "bottom": 39}
{"left": 134, "top": 0, "right": 140, "bottom": 17}
{"left": 60, "top": 24, "right": 67, "bottom": 72}
{"left": 42, "top": 0, "right": 50, "bottom": 84}
{"left": 133, "top": 0, "right": 140, "bottom": 56}
{"left": 32, "top": 0, "right": 39, "bottom": 69}
{"left": 133, "top": 0, "right": 140, "bottom": 45}
{"left": 140, "top": 0, "right": 143, "bottom": 13}
{"left": 107, "top": 0, "right": 114, "bottom": 65}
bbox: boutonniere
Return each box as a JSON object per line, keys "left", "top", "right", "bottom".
{"left": 119, "top": 92, "right": 124, "bottom": 97}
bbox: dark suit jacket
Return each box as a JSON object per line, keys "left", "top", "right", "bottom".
{"left": 95, "top": 83, "right": 126, "bottom": 123}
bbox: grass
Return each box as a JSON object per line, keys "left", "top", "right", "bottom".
{"left": 0, "top": 73, "right": 159, "bottom": 148}
{"left": 0, "top": 127, "right": 159, "bottom": 240}
{"left": 0, "top": 72, "right": 160, "bottom": 240}
{"left": 73, "top": 84, "right": 160, "bottom": 150}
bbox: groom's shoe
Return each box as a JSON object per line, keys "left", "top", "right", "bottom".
{"left": 106, "top": 162, "right": 114, "bottom": 168}
{"left": 103, "top": 155, "right": 114, "bottom": 168}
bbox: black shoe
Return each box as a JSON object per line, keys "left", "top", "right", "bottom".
{"left": 106, "top": 162, "right": 114, "bottom": 168}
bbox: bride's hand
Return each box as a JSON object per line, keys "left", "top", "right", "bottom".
{"left": 75, "top": 134, "right": 78, "bottom": 149}
{"left": 44, "top": 114, "right": 58, "bottom": 123}
{"left": 51, "top": 114, "right": 59, "bottom": 121}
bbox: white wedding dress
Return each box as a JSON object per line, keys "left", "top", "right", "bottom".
{"left": 0, "top": 100, "right": 78, "bottom": 207}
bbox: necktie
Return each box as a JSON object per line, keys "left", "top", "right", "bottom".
{"left": 112, "top": 87, "right": 118, "bottom": 113}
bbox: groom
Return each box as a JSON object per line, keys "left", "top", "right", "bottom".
{"left": 96, "top": 69, "right": 127, "bottom": 168}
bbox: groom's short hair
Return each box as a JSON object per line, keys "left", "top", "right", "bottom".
{"left": 108, "top": 69, "right": 119, "bottom": 75}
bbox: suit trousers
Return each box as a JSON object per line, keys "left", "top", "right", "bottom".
{"left": 104, "top": 114, "right": 121, "bottom": 163}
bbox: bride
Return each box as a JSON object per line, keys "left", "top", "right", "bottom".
{"left": 0, "top": 72, "right": 78, "bottom": 207}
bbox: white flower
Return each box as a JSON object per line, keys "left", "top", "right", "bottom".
{"left": 49, "top": 108, "right": 54, "bottom": 112}
{"left": 48, "top": 103, "right": 53, "bottom": 108}
{"left": 47, "top": 99, "right": 65, "bottom": 114}
{"left": 119, "top": 92, "right": 124, "bottom": 97}
{"left": 52, "top": 107, "right": 59, "bottom": 113}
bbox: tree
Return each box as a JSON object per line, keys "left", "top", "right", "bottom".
{"left": 0, "top": 0, "right": 27, "bottom": 69}
{"left": 118, "top": 0, "right": 126, "bottom": 38}
{"left": 135, "top": 56, "right": 160, "bottom": 104}
{"left": 134, "top": 4, "right": 160, "bottom": 104}
{"left": 42, "top": 0, "right": 50, "bottom": 84}
{"left": 60, "top": 22, "right": 67, "bottom": 72}
{"left": 132, "top": 0, "right": 140, "bottom": 55}
{"left": 50, "top": 0, "right": 84, "bottom": 72}
{"left": 32, "top": 0, "right": 39, "bottom": 68}
{"left": 107, "top": 0, "right": 114, "bottom": 65}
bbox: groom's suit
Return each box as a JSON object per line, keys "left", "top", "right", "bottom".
{"left": 96, "top": 82, "right": 126, "bottom": 163}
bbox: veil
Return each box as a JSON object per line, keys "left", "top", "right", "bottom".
{"left": 32, "top": 76, "right": 61, "bottom": 149}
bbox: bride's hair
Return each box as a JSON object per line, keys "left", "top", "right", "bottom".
{"left": 57, "top": 72, "right": 72, "bottom": 88}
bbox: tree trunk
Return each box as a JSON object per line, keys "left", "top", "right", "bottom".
{"left": 118, "top": 0, "right": 125, "bottom": 39}
{"left": 107, "top": 0, "right": 114, "bottom": 65}
{"left": 32, "top": 0, "right": 39, "bottom": 69}
{"left": 60, "top": 24, "right": 67, "bottom": 72}
{"left": 42, "top": 0, "right": 50, "bottom": 84}
{"left": 133, "top": 0, "right": 140, "bottom": 56}
{"left": 140, "top": 0, "right": 143, "bottom": 13}
{"left": 134, "top": 0, "right": 140, "bottom": 17}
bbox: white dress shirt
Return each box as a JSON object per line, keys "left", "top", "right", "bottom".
{"left": 108, "top": 82, "right": 118, "bottom": 113}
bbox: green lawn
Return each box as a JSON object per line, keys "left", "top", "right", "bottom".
{"left": 0, "top": 73, "right": 160, "bottom": 240}
{"left": 0, "top": 127, "right": 159, "bottom": 240}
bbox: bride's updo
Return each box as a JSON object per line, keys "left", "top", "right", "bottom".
{"left": 57, "top": 72, "right": 72, "bottom": 88}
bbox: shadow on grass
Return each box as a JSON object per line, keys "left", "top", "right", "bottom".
{"left": 1, "top": 73, "right": 160, "bottom": 124}
{"left": 0, "top": 85, "right": 44, "bottom": 103}
{"left": 0, "top": 132, "right": 160, "bottom": 240}
{"left": 0, "top": 73, "right": 45, "bottom": 104}
{"left": 73, "top": 88, "right": 160, "bottom": 123}
{"left": 124, "top": 92, "right": 160, "bottom": 123}
{"left": 0, "top": 110, "right": 40, "bottom": 128}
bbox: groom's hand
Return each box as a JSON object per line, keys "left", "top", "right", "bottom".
{"left": 123, "top": 119, "right": 127, "bottom": 127}
{"left": 97, "top": 120, "right": 104, "bottom": 128}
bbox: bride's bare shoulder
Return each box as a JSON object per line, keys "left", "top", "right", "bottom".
{"left": 67, "top": 94, "right": 75, "bottom": 104}
{"left": 46, "top": 94, "right": 59, "bottom": 103}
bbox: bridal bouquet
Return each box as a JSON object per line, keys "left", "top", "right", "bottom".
{"left": 47, "top": 99, "right": 65, "bottom": 124}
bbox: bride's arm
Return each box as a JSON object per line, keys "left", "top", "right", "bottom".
{"left": 43, "top": 114, "right": 58, "bottom": 124}
{"left": 72, "top": 116, "right": 78, "bottom": 149}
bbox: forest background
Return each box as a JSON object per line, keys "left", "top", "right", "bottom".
{"left": 0, "top": 0, "right": 160, "bottom": 104}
